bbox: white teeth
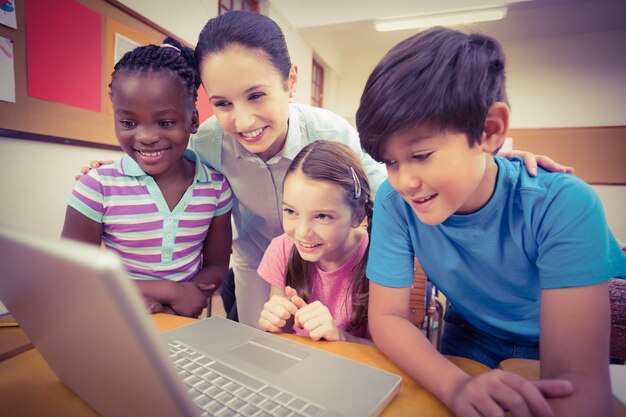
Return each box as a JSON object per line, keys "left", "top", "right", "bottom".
{"left": 241, "top": 127, "right": 264, "bottom": 138}
{"left": 417, "top": 194, "right": 435, "bottom": 203}
{"left": 299, "top": 241, "right": 318, "bottom": 248}
{"left": 139, "top": 150, "right": 163, "bottom": 157}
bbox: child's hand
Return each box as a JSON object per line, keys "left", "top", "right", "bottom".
{"left": 258, "top": 287, "right": 299, "bottom": 332}
{"left": 144, "top": 297, "right": 164, "bottom": 314}
{"left": 448, "top": 369, "right": 573, "bottom": 417}
{"left": 73, "top": 160, "right": 114, "bottom": 181}
{"left": 168, "top": 282, "right": 214, "bottom": 318}
{"left": 287, "top": 288, "right": 341, "bottom": 342}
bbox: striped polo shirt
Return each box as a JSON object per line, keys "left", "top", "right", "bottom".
{"left": 68, "top": 149, "right": 232, "bottom": 281}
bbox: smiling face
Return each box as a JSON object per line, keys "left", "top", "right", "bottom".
{"left": 111, "top": 73, "right": 198, "bottom": 181}
{"left": 381, "top": 124, "right": 500, "bottom": 226}
{"left": 200, "top": 44, "right": 297, "bottom": 162}
{"left": 282, "top": 170, "right": 363, "bottom": 272}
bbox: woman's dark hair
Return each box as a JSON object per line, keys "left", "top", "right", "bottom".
{"left": 284, "top": 141, "right": 373, "bottom": 332}
{"left": 110, "top": 37, "right": 201, "bottom": 106}
{"left": 357, "top": 27, "right": 508, "bottom": 161}
{"left": 195, "top": 11, "right": 292, "bottom": 79}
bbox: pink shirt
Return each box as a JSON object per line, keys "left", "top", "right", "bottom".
{"left": 257, "top": 233, "right": 369, "bottom": 338}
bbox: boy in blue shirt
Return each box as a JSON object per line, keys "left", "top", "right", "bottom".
{"left": 356, "top": 27, "right": 626, "bottom": 417}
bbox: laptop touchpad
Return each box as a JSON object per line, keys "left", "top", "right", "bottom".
{"left": 229, "top": 337, "right": 309, "bottom": 374}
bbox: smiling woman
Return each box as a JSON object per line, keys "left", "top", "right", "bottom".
{"left": 200, "top": 44, "right": 297, "bottom": 162}
{"left": 190, "top": 11, "right": 388, "bottom": 327}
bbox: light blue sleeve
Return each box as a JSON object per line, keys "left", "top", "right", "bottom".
{"left": 190, "top": 117, "right": 223, "bottom": 173}
{"left": 66, "top": 170, "right": 105, "bottom": 223}
{"left": 533, "top": 175, "right": 626, "bottom": 288}
{"left": 213, "top": 178, "right": 233, "bottom": 217}
{"left": 329, "top": 115, "right": 387, "bottom": 195}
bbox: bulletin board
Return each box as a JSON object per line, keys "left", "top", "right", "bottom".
{"left": 0, "top": 0, "right": 212, "bottom": 149}
{"left": 509, "top": 126, "right": 626, "bottom": 185}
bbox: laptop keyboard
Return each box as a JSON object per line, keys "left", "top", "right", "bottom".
{"left": 168, "top": 340, "right": 326, "bottom": 417}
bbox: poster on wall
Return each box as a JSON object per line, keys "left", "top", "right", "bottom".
{"left": 105, "top": 17, "right": 158, "bottom": 114}
{"left": 114, "top": 32, "right": 140, "bottom": 64}
{"left": 0, "top": 0, "right": 17, "bottom": 29}
{"left": 0, "top": 36, "right": 15, "bottom": 103}
{"left": 26, "top": 0, "right": 102, "bottom": 112}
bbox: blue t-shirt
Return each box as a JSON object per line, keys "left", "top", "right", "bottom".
{"left": 367, "top": 156, "right": 626, "bottom": 343}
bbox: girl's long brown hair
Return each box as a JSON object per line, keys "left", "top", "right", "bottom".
{"left": 284, "top": 141, "right": 373, "bottom": 332}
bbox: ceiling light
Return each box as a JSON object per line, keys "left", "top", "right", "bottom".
{"left": 374, "top": 7, "right": 507, "bottom": 32}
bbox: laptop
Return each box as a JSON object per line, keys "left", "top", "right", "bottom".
{"left": 0, "top": 226, "right": 401, "bottom": 417}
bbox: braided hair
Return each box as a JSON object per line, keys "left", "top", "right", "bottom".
{"left": 110, "top": 37, "right": 201, "bottom": 107}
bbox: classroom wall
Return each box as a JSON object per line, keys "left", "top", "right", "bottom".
{"left": 1, "top": 15, "right": 624, "bottom": 243}
{"left": 0, "top": 138, "right": 123, "bottom": 239}
{"left": 264, "top": 3, "right": 312, "bottom": 106}
{"left": 505, "top": 29, "right": 626, "bottom": 128}
{"left": 334, "top": 28, "right": 626, "bottom": 129}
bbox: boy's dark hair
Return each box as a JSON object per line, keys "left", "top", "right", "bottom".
{"left": 195, "top": 10, "right": 292, "bottom": 80}
{"left": 110, "top": 37, "right": 201, "bottom": 106}
{"left": 284, "top": 141, "right": 373, "bottom": 332}
{"left": 356, "top": 27, "right": 508, "bottom": 162}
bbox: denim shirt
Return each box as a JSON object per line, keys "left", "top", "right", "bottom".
{"left": 191, "top": 103, "right": 386, "bottom": 268}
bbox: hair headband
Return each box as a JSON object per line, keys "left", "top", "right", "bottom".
{"left": 160, "top": 43, "right": 181, "bottom": 54}
{"left": 350, "top": 167, "right": 362, "bottom": 199}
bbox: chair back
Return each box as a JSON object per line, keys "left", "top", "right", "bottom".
{"left": 408, "top": 258, "right": 428, "bottom": 326}
{"left": 609, "top": 278, "right": 626, "bottom": 362}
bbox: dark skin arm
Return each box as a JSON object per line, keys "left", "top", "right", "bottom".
{"left": 62, "top": 205, "right": 232, "bottom": 318}
{"left": 139, "top": 210, "right": 232, "bottom": 318}
{"left": 61, "top": 205, "right": 104, "bottom": 246}
{"left": 61, "top": 206, "right": 179, "bottom": 314}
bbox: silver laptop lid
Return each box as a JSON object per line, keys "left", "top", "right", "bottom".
{"left": 0, "top": 226, "right": 199, "bottom": 417}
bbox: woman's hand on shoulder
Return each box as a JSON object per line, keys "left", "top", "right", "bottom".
{"left": 447, "top": 369, "right": 573, "bottom": 417}
{"left": 73, "top": 159, "right": 114, "bottom": 181}
{"left": 499, "top": 150, "right": 574, "bottom": 177}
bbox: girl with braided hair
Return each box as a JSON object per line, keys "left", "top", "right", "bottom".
{"left": 62, "top": 38, "right": 233, "bottom": 318}
{"left": 257, "top": 141, "right": 373, "bottom": 344}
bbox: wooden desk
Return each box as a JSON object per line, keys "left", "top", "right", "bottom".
{"left": 0, "top": 314, "right": 486, "bottom": 417}
{"left": 0, "top": 326, "right": 32, "bottom": 362}
{"left": 3, "top": 314, "right": 623, "bottom": 416}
